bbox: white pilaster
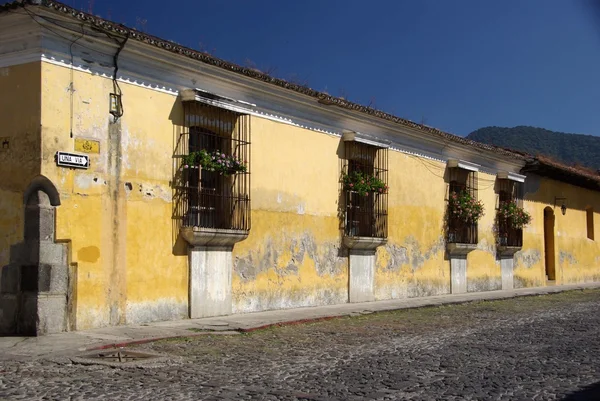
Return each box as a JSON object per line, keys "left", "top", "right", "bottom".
{"left": 189, "top": 246, "right": 232, "bottom": 318}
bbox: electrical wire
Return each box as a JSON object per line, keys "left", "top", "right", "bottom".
{"left": 16, "top": 5, "right": 129, "bottom": 121}
{"left": 68, "top": 26, "right": 85, "bottom": 138}
{"left": 104, "top": 31, "right": 128, "bottom": 121}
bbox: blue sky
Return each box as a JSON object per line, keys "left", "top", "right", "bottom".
{"left": 70, "top": 0, "right": 600, "bottom": 136}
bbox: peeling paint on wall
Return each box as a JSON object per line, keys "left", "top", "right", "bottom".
{"left": 406, "top": 235, "right": 445, "bottom": 271}
{"left": 380, "top": 244, "right": 408, "bottom": 272}
{"left": 559, "top": 251, "right": 577, "bottom": 266}
{"left": 232, "top": 212, "right": 348, "bottom": 314}
{"left": 515, "top": 249, "right": 542, "bottom": 269}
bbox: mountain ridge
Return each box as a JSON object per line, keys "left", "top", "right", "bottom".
{"left": 466, "top": 126, "right": 600, "bottom": 170}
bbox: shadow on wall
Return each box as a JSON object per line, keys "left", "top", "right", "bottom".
{"left": 561, "top": 381, "right": 600, "bottom": 400}
{"left": 335, "top": 138, "right": 345, "bottom": 258}
{"left": 0, "top": 175, "right": 72, "bottom": 336}
{"left": 168, "top": 99, "right": 187, "bottom": 256}
{"left": 524, "top": 174, "right": 600, "bottom": 213}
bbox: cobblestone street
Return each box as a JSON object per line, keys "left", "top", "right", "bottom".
{"left": 2, "top": 289, "right": 600, "bottom": 400}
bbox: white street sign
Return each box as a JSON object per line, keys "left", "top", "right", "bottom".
{"left": 56, "top": 151, "right": 90, "bottom": 169}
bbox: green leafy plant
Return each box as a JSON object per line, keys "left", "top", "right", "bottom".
{"left": 342, "top": 171, "right": 388, "bottom": 196}
{"left": 497, "top": 200, "right": 531, "bottom": 229}
{"left": 183, "top": 149, "right": 247, "bottom": 176}
{"left": 448, "top": 191, "right": 485, "bottom": 223}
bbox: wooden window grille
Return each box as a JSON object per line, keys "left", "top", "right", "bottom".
{"left": 497, "top": 179, "right": 524, "bottom": 247}
{"left": 343, "top": 141, "right": 388, "bottom": 238}
{"left": 447, "top": 167, "right": 478, "bottom": 244}
{"left": 178, "top": 102, "right": 250, "bottom": 231}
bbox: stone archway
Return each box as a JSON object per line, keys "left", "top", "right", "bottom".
{"left": 0, "top": 175, "right": 68, "bottom": 336}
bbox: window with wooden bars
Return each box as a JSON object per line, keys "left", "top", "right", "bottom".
{"left": 447, "top": 167, "right": 478, "bottom": 244}
{"left": 177, "top": 101, "right": 251, "bottom": 231}
{"left": 496, "top": 178, "right": 524, "bottom": 247}
{"left": 342, "top": 141, "right": 388, "bottom": 238}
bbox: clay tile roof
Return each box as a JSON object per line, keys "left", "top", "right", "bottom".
{"left": 522, "top": 155, "right": 600, "bottom": 191}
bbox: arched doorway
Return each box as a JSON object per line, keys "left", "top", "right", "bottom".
{"left": 543, "top": 207, "right": 556, "bottom": 281}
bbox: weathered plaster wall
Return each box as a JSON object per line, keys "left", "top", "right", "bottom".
{"left": 0, "top": 62, "right": 42, "bottom": 280}
{"left": 232, "top": 118, "right": 348, "bottom": 313}
{"left": 517, "top": 175, "right": 600, "bottom": 287}
{"left": 375, "top": 153, "right": 449, "bottom": 299}
{"left": 40, "top": 63, "right": 187, "bottom": 330}
{"left": 467, "top": 171, "right": 502, "bottom": 292}
{"left": 374, "top": 154, "right": 501, "bottom": 299}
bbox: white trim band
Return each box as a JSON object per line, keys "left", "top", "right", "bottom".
{"left": 341, "top": 130, "right": 390, "bottom": 148}
{"left": 447, "top": 159, "right": 480, "bottom": 172}
{"left": 497, "top": 171, "right": 526, "bottom": 183}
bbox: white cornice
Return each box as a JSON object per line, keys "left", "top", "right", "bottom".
{"left": 0, "top": 9, "right": 526, "bottom": 175}
{"left": 497, "top": 171, "right": 526, "bottom": 183}
{"left": 447, "top": 159, "right": 480, "bottom": 172}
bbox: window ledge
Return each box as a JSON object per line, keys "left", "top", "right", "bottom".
{"left": 181, "top": 226, "right": 248, "bottom": 247}
{"left": 447, "top": 242, "right": 478, "bottom": 256}
{"left": 497, "top": 245, "right": 522, "bottom": 257}
{"left": 343, "top": 235, "right": 387, "bottom": 250}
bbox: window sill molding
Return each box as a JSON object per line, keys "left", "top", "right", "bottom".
{"left": 181, "top": 226, "right": 248, "bottom": 248}
{"left": 447, "top": 242, "right": 478, "bottom": 256}
{"left": 497, "top": 245, "right": 522, "bottom": 257}
{"left": 343, "top": 235, "right": 387, "bottom": 251}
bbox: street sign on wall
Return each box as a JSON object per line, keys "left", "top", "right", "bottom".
{"left": 55, "top": 151, "right": 90, "bottom": 169}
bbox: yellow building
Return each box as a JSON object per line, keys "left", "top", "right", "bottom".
{"left": 0, "top": 0, "right": 599, "bottom": 335}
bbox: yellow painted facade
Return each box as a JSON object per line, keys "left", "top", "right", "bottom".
{"left": 517, "top": 176, "right": 600, "bottom": 287}
{"left": 0, "top": 60, "right": 596, "bottom": 330}
{"left": 1, "top": 9, "right": 599, "bottom": 332}
{"left": 39, "top": 63, "right": 188, "bottom": 329}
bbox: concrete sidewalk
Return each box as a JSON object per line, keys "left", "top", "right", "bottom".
{"left": 2, "top": 282, "right": 599, "bottom": 361}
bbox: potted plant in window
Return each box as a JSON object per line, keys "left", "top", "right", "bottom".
{"left": 342, "top": 171, "right": 388, "bottom": 196}
{"left": 497, "top": 200, "right": 531, "bottom": 230}
{"left": 183, "top": 149, "right": 247, "bottom": 176}
{"left": 448, "top": 191, "right": 485, "bottom": 224}
{"left": 447, "top": 190, "right": 484, "bottom": 246}
{"left": 496, "top": 200, "right": 530, "bottom": 254}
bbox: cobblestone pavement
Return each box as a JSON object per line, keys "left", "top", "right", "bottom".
{"left": 2, "top": 290, "right": 600, "bottom": 400}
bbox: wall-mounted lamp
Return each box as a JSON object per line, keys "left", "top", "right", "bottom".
{"left": 109, "top": 93, "right": 122, "bottom": 117}
{"left": 555, "top": 197, "right": 567, "bottom": 215}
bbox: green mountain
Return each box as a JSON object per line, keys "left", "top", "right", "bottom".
{"left": 466, "top": 126, "right": 600, "bottom": 170}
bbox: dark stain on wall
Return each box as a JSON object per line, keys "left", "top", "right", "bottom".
{"left": 467, "top": 276, "right": 501, "bottom": 292}
{"left": 407, "top": 279, "right": 449, "bottom": 298}
{"left": 514, "top": 276, "right": 539, "bottom": 289}
{"left": 107, "top": 118, "right": 125, "bottom": 326}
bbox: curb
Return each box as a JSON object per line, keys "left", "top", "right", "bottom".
{"left": 236, "top": 316, "right": 340, "bottom": 333}
{"left": 81, "top": 285, "right": 599, "bottom": 351}
{"left": 84, "top": 331, "right": 239, "bottom": 351}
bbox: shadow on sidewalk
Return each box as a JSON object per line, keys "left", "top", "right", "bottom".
{"left": 562, "top": 381, "right": 600, "bottom": 400}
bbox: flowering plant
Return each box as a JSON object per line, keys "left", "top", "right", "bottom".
{"left": 448, "top": 191, "right": 485, "bottom": 223}
{"left": 342, "top": 171, "right": 388, "bottom": 196}
{"left": 182, "top": 149, "right": 247, "bottom": 176}
{"left": 497, "top": 201, "right": 531, "bottom": 229}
